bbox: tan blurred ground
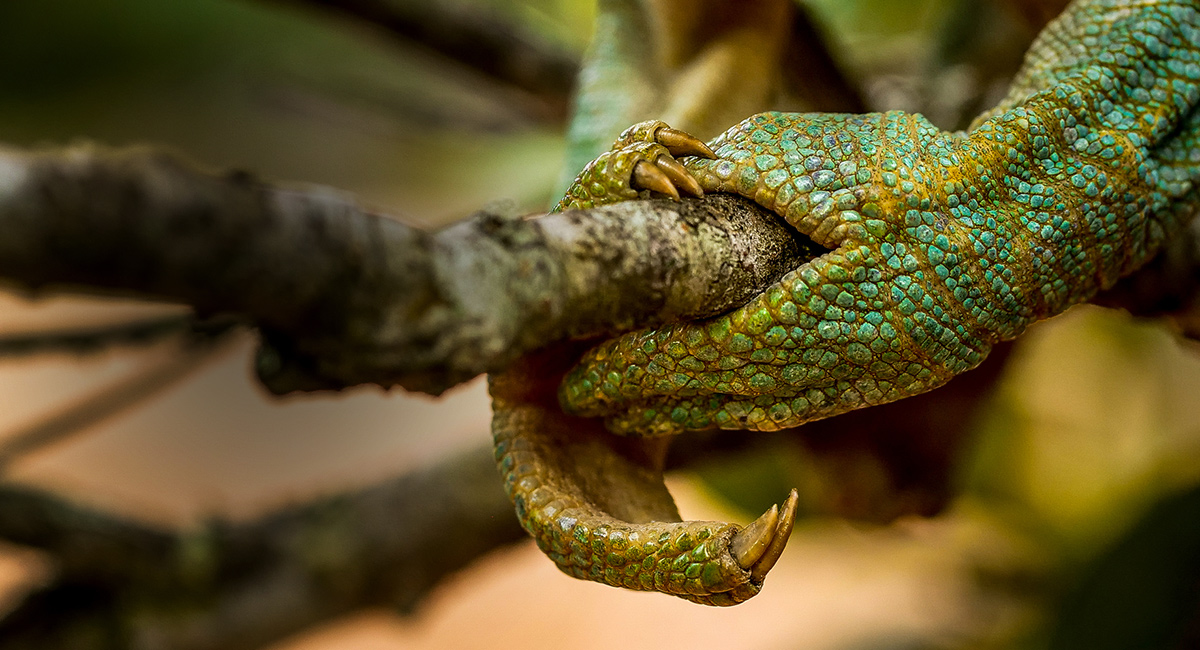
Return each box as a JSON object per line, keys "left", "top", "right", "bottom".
{"left": 0, "top": 294, "right": 1020, "bottom": 650}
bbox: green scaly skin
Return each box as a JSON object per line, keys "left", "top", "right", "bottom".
{"left": 491, "top": 345, "right": 785, "bottom": 606}
{"left": 494, "top": 0, "right": 1200, "bottom": 604}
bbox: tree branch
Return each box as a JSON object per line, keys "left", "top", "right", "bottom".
{"left": 0, "top": 321, "right": 240, "bottom": 471}
{"left": 0, "top": 314, "right": 212, "bottom": 359}
{"left": 0, "top": 144, "right": 818, "bottom": 396}
{"left": 0, "top": 444, "right": 524, "bottom": 650}
{"left": 274, "top": 0, "right": 579, "bottom": 120}
{"left": 0, "top": 141, "right": 1191, "bottom": 393}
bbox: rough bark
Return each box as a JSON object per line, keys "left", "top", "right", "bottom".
{"left": 0, "top": 144, "right": 818, "bottom": 396}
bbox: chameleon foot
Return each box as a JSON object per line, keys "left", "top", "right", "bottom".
{"left": 555, "top": 121, "right": 716, "bottom": 212}
{"left": 491, "top": 344, "right": 798, "bottom": 605}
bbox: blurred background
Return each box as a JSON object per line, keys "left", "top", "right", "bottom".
{"left": 2, "top": 0, "right": 1200, "bottom": 648}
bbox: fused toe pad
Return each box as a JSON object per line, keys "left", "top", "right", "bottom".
{"left": 493, "top": 399, "right": 801, "bottom": 605}
{"left": 491, "top": 348, "right": 800, "bottom": 605}
{"left": 538, "top": 492, "right": 800, "bottom": 606}
{"left": 555, "top": 120, "right": 716, "bottom": 212}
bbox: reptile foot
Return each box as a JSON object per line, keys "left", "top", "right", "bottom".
{"left": 491, "top": 345, "right": 800, "bottom": 606}
{"left": 556, "top": 121, "right": 716, "bottom": 211}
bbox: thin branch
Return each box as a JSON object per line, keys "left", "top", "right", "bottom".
{"left": 275, "top": 0, "right": 579, "bottom": 120}
{"left": 0, "top": 444, "right": 525, "bottom": 650}
{"left": 0, "top": 314, "right": 235, "bottom": 359}
{"left": 0, "top": 323, "right": 240, "bottom": 472}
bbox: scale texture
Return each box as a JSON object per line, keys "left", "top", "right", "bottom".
{"left": 559, "top": 0, "right": 1200, "bottom": 436}
{"left": 494, "top": 0, "right": 1200, "bottom": 604}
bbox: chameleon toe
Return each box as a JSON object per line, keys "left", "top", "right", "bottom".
{"left": 730, "top": 503, "right": 779, "bottom": 568}
{"left": 655, "top": 155, "right": 705, "bottom": 197}
{"left": 749, "top": 488, "right": 798, "bottom": 582}
{"left": 633, "top": 159, "right": 682, "bottom": 200}
{"left": 728, "top": 488, "right": 798, "bottom": 581}
{"left": 657, "top": 126, "right": 718, "bottom": 159}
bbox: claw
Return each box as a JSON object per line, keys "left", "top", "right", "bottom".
{"left": 657, "top": 127, "right": 717, "bottom": 160}
{"left": 731, "top": 504, "right": 778, "bottom": 569}
{"left": 750, "top": 489, "right": 799, "bottom": 582}
{"left": 633, "top": 160, "right": 681, "bottom": 200}
{"left": 729, "top": 489, "right": 799, "bottom": 582}
{"left": 655, "top": 156, "right": 704, "bottom": 198}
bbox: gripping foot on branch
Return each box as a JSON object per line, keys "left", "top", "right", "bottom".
{"left": 490, "top": 343, "right": 798, "bottom": 606}
{"left": 554, "top": 120, "right": 716, "bottom": 212}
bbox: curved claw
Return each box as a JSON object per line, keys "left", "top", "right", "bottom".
{"left": 633, "top": 159, "right": 681, "bottom": 200}
{"left": 556, "top": 120, "right": 718, "bottom": 212}
{"left": 730, "top": 489, "right": 800, "bottom": 582}
{"left": 657, "top": 127, "right": 718, "bottom": 160}
{"left": 750, "top": 489, "right": 799, "bottom": 581}
{"left": 655, "top": 155, "right": 704, "bottom": 198}
{"left": 731, "top": 504, "right": 778, "bottom": 568}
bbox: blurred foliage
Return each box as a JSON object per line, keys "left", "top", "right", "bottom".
{"left": 3, "top": 0, "right": 1200, "bottom": 648}
{"left": 1049, "top": 482, "right": 1200, "bottom": 649}
{"left": 963, "top": 308, "right": 1200, "bottom": 649}
{"left": 0, "top": 0, "right": 579, "bottom": 226}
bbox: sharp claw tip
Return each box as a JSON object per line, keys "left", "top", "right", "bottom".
{"left": 654, "top": 156, "right": 704, "bottom": 198}
{"left": 658, "top": 128, "right": 718, "bottom": 160}
{"left": 632, "top": 160, "right": 680, "bottom": 200}
{"left": 783, "top": 488, "right": 800, "bottom": 515}
{"left": 746, "top": 489, "right": 800, "bottom": 582}
{"left": 731, "top": 503, "right": 779, "bottom": 569}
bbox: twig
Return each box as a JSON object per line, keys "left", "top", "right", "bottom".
{"left": 276, "top": 0, "right": 579, "bottom": 120}
{"left": 0, "top": 444, "right": 524, "bottom": 650}
{"left": 0, "top": 314, "right": 235, "bottom": 359}
{"left": 0, "top": 323, "right": 240, "bottom": 472}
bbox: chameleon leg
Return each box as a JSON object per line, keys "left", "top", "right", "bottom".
{"left": 491, "top": 343, "right": 798, "bottom": 605}
{"left": 558, "top": 241, "right": 990, "bottom": 437}
{"left": 562, "top": 0, "right": 1200, "bottom": 434}
{"left": 515, "top": 0, "right": 1200, "bottom": 603}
